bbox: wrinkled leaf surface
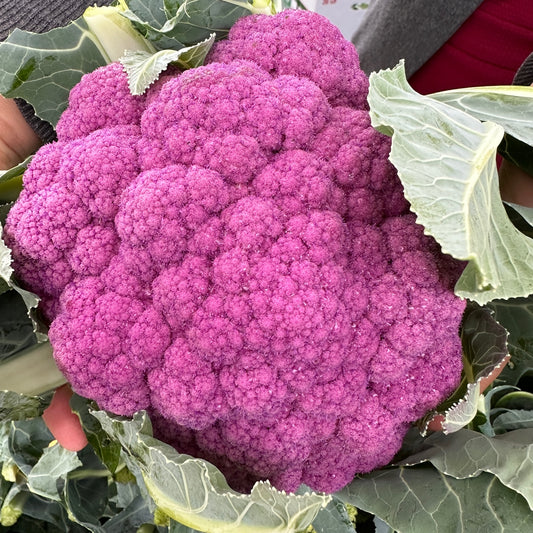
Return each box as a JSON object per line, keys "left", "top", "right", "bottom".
{"left": 93, "top": 410, "right": 330, "bottom": 533}
{"left": 368, "top": 62, "right": 533, "bottom": 304}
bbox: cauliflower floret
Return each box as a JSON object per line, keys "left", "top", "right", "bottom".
{"left": 4, "top": 10, "right": 466, "bottom": 494}
{"left": 208, "top": 9, "right": 369, "bottom": 108}
{"left": 56, "top": 62, "right": 146, "bottom": 140}
{"left": 4, "top": 125, "right": 141, "bottom": 317}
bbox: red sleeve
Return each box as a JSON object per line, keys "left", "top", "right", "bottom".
{"left": 409, "top": 0, "right": 533, "bottom": 94}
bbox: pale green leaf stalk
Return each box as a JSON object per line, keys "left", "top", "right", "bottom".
{"left": 1, "top": 460, "right": 19, "bottom": 483}
{"left": 0, "top": 488, "right": 28, "bottom": 527}
{"left": 83, "top": 1, "right": 157, "bottom": 63}
{"left": 0, "top": 342, "right": 66, "bottom": 395}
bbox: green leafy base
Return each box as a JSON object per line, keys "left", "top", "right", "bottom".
{"left": 1, "top": 387, "right": 533, "bottom": 533}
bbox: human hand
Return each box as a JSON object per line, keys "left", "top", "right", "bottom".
{"left": 42, "top": 384, "right": 88, "bottom": 452}
{"left": 498, "top": 81, "right": 533, "bottom": 207}
{"left": 499, "top": 158, "right": 533, "bottom": 207}
{"left": 0, "top": 95, "right": 42, "bottom": 170}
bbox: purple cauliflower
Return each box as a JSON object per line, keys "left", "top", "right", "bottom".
{"left": 4, "top": 10, "right": 466, "bottom": 493}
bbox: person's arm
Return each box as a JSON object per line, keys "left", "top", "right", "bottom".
{"left": 499, "top": 159, "right": 533, "bottom": 207}
{"left": 351, "top": 0, "right": 483, "bottom": 76}
{"left": 0, "top": 95, "right": 41, "bottom": 170}
{"left": 0, "top": 0, "right": 114, "bottom": 169}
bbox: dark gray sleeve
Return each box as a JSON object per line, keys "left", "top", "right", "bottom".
{"left": 1, "top": 0, "right": 113, "bottom": 144}
{"left": 352, "top": 0, "right": 485, "bottom": 77}
{"left": 0, "top": 0, "right": 112, "bottom": 42}
{"left": 15, "top": 99, "right": 57, "bottom": 144}
{"left": 513, "top": 52, "right": 533, "bottom": 86}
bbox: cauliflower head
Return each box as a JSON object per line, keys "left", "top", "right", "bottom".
{"left": 4, "top": 10, "right": 466, "bottom": 493}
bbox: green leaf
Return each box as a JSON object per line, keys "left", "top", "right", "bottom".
{"left": 104, "top": 494, "right": 155, "bottom": 532}
{"left": 0, "top": 280, "right": 8, "bottom": 298}
{"left": 0, "top": 203, "right": 14, "bottom": 230}
{"left": 69, "top": 395, "right": 121, "bottom": 474}
{"left": 1, "top": 406, "right": 160, "bottom": 531}
{"left": 0, "top": 19, "right": 108, "bottom": 126}
{"left": 0, "top": 290, "right": 37, "bottom": 364}
{"left": 368, "top": 62, "right": 533, "bottom": 304}
{"left": 0, "top": 175, "right": 23, "bottom": 204}
{"left": 0, "top": 471, "right": 11, "bottom": 498}
{"left": 506, "top": 202, "right": 533, "bottom": 227}
{"left": 504, "top": 202, "right": 533, "bottom": 241}
{"left": 495, "top": 390, "right": 533, "bottom": 410}
{"left": 27, "top": 444, "right": 82, "bottom": 501}
{"left": 338, "top": 466, "right": 533, "bottom": 533}
{"left": 119, "top": 49, "right": 174, "bottom": 93}
{"left": 309, "top": 495, "right": 356, "bottom": 533}
{"left": 396, "top": 428, "right": 533, "bottom": 509}
{"left": 8, "top": 418, "right": 53, "bottom": 476}
{"left": 460, "top": 305, "right": 510, "bottom": 384}
{"left": 0, "top": 2, "right": 158, "bottom": 126}
{"left": 120, "top": 33, "right": 215, "bottom": 95}
{"left": 0, "top": 484, "right": 27, "bottom": 527}
{"left": 476, "top": 385, "right": 518, "bottom": 436}
{"left": 116, "top": 448, "right": 158, "bottom": 516}
{"left": 0, "top": 157, "right": 30, "bottom": 205}
{"left": 0, "top": 402, "right": 43, "bottom": 472}
{"left": 0, "top": 249, "right": 12, "bottom": 296}
{"left": 419, "top": 303, "right": 509, "bottom": 434}
{"left": 111, "top": 475, "right": 139, "bottom": 509}
{"left": 0, "top": 224, "right": 17, "bottom": 289}
{"left": 430, "top": 85, "right": 533, "bottom": 177}
{"left": 8, "top": 499, "right": 86, "bottom": 532}
{"left": 429, "top": 85, "right": 533, "bottom": 145}
{"left": 0, "top": 223, "right": 46, "bottom": 341}
{"left": 0, "top": 156, "right": 32, "bottom": 185}
{"left": 374, "top": 516, "right": 394, "bottom": 533}
{"left": 170, "top": 519, "right": 204, "bottom": 532}
{"left": 164, "top": 0, "right": 183, "bottom": 18}
{"left": 492, "top": 410, "right": 533, "bottom": 433}
{"left": 499, "top": 134, "right": 533, "bottom": 176}
{"left": 63, "top": 474, "right": 108, "bottom": 532}
{"left": 0, "top": 426, "right": 11, "bottom": 467}
{"left": 172, "top": 32, "right": 215, "bottom": 68}
{"left": 92, "top": 410, "right": 330, "bottom": 533}
{"left": 126, "top": 0, "right": 170, "bottom": 35}
{"left": 487, "top": 296, "right": 533, "bottom": 386}
{"left": 124, "top": 0, "right": 263, "bottom": 48}
{"left": 0, "top": 391, "right": 44, "bottom": 423}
